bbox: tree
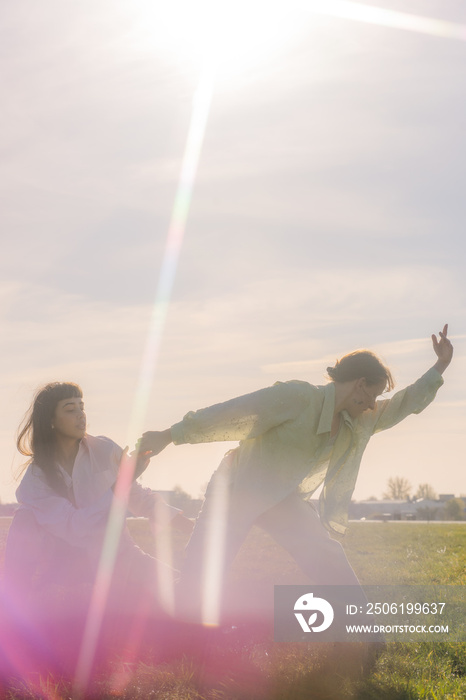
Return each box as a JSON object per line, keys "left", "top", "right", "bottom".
{"left": 383, "top": 476, "right": 412, "bottom": 500}
{"left": 443, "top": 498, "right": 465, "bottom": 521}
{"left": 170, "top": 484, "right": 194, "bottom": 510}
{"left": 414, "top": 483, "right": 437, "bottom": 501}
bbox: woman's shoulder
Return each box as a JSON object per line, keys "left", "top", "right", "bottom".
{"left": 83, "top": 434, "right": 121, "bottom": 451}
{"left": 16, "top": 462, "right": 52, "bottom": 501}
{"left": 82, "top": 434, "right": 123, "bottom": 462}
{"left": 274, "top": 379, "right": 326, "bottom": 402}
{"left": 273, "top": 379, "right": 321, "bottom": 393}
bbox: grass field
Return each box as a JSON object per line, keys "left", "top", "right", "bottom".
{"left": 0, "top": 518, "right": 465, "bottom": 699}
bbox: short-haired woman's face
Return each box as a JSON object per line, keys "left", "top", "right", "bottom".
{"left": 52, "top": 397, "right": 86, "bottom": 440}
{"left": 347, "top": 378, "right": 386, "bottom": 418}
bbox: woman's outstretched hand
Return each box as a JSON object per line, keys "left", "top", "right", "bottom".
{"left": 111, "top": 447, "right": 152, "bottom": 492}
{"left": 432, "top": 323, "right": 453, "bottom": 374}
{"left": 121, "top": 446, "right": 152, "bottom": 481}
{"left": 137, "top": 429, "right": 173, "bottom": 456}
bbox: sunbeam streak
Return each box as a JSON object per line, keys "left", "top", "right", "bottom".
{"left": 201, "top": 468, "right": 229, "bottom": 626}
{"left": 73, "top": 64, "right": 215, "bottom": 695}
{"left": 129, "top": 64, "right": 215, "bottom": 440}
{"left": 72, "top": 2, "right": 466, "bottom": 692}
{"left": 306, "top": 0, "right": 466, "bottom": 41}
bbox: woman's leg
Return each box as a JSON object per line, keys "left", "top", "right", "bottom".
{"left": 178, "top": 456, "right": 256, "bottom": 623}
{"left": 256, "top": 491, "right": 361, "bottom": 586}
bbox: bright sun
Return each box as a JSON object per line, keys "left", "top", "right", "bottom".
{"left": 123, "top": 0, "right": 304, "bottom": 79}
{"left": 124, "top": 0, "right": 466, "bottom": 77}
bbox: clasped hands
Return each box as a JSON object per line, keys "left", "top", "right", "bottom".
{"left": 137, "top": 428, "right": 173, "bottom": 457}
{"left": 119, "top": 428, "right": 173, "bottom": 482}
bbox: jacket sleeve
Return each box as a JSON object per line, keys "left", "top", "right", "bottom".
{"left": 170, "top": 380, "right": 311, "bottom": 445}
{"left": 106, "top": 439, "right": 181, "bottom": 521}
{"left": 127, "top": 480, "right": 181, "bottom": 522}
{"left": 367, "top": 367, "right": 444, "bottom": 434}
{"left": 16, "top": 467, "right": 112, "bottom": 548}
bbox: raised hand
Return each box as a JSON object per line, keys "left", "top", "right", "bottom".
{"left": 432, "top": 323, "right": 453, "bottom": 374}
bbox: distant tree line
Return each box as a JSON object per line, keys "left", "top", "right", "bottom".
{"left": 383, "top": 477, "right": 437, "bottom": 501}
{"left": 379, "top": 476, "right": 465, "bottom": 521}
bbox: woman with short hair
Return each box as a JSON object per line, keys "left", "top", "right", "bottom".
{"left": 138, "top": 325, "right": 453, "bottom": 621}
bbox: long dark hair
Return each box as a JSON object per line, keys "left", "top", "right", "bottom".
{"left": 17, "top": 382, "right": 83, "bottom": 496}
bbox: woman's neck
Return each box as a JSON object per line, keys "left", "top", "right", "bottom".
{"left": 55, "top": 437, "right": 80, "bottom": 475}
{"left": 333, "top": 379, "right": 358, "bottom": 417}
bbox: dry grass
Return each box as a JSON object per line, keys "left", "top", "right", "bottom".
{"left": 0, "top": 518, "right": 465, "bottom": 699}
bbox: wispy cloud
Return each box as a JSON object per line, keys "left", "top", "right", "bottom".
{"left": 1, "top": 1, "right": 465, "bottom": 502}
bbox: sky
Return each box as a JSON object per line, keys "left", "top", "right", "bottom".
{"left": 1, "top": 0, "right": 465, "bottom": 505}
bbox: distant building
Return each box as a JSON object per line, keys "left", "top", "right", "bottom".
{"left": 349, "top": 496, "right": 465, "bottom": 521}
{"left": 349, "top": 499, "right": 417, "bottom": 521}
{"left": 155, "top": 490, "right": 203, "bottom": 518}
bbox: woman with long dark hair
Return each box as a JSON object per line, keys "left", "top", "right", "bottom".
{"left": 5, "top": 381, "right": 188, "bottom": 610}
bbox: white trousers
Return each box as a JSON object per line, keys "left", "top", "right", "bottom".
{"left": 179, "top": 484, "right": 362, "bottom": 622}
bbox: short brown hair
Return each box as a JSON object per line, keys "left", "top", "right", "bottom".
{"left": 326, "top": 350, "right": 394, "bottom": 391}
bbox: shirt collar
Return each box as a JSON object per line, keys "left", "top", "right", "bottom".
{"left": 340, "top": 409, "right": 355, "bottom": 430}
{"left": 317, "top": 383, "right": 355, "bottom": 434}
{"left": 57, "top": 437, "right": 87, "bottom": 483}
{"left": 317, "top": 382, "right": 336, "bottom": 435}
{"left": 57, "top": 464, "right": 73, "bottom": 487}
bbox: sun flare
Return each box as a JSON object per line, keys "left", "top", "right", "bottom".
{"left": 124, "top": 0, "right": 466, "bottom": 78}
{"left": 124, "top": 0, "right": 302, "bottom": 79}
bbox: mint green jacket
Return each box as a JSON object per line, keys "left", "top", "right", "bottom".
{"left": 171, "top": 368, "right": 443, "bottom": 534}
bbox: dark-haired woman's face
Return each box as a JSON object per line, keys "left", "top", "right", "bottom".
{"left": 52, "top": 397, "right": 86, "bottom": 440}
